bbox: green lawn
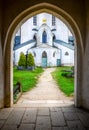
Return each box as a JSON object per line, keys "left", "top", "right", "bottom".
{"left": 13, "top": 67, "right": 44, "bottom": 92}
{"left": 52, "top": 66, "right": 74, "bottom": 96}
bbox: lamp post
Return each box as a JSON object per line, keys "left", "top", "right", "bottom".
{"left": 26, "top": 51, "right": 28, "bottom": 69}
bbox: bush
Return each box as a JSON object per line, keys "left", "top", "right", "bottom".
{"left": 18, "top": 52, "right": 26, "bottom": 67}
{"left": 27, "top": 53, "right": 35, "bottom": 66}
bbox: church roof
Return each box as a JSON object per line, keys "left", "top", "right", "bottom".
{"left": 13, "top": 39, "right": 35, "bottom": 50}
{"left": 30, "top": 43, "right": 58, "bottom": 50}
{"left": 35, "top": 43, "right": 54, "bottom": 48}
{"left": 54, "top": 39, "right": 74, "bottom": 50}
{"left": 13, "top": 39, "right": 74, "bottom": 51}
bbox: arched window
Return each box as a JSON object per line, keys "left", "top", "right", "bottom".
{"left": 33, "top": 52, "right": 36, "bottom": 57}
{"left": 65, "top": 52, "right": 69, "bottom": 56}
{"left": 33, "top": 15, "right": 37, "bottom": 26}
{"left": 52, "top": 15, "right": 56, "bottom": 26}
{"left": 53, "top": 34, "right": 56, "bottom": 41}
{"left": 42, "top": 51, "right": 47, "bottom": 58}
{"left": 42, "top": 31, "right": 47, "bottom": 43}
{"left": 33, "top": 35, "right": 36, "bottom": 40}
{"left": 53, "top": 52, "right": 56, "bottom": 57}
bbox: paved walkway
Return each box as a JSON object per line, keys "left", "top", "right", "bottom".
{"left": 14, "top": 68, "right": 74, "bottom": 107}
{"left": 0, "top": 107, "right": 89, "bottom": 130}
{"left": 0, "top": 68, "right": 89, "bottom": 130}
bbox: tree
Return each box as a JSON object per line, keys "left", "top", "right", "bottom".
{"left": 18, "top": 52, "right": 26, "bottom": 67}
{"left": 27, "top": 53, "right": 35, "bottom": 66}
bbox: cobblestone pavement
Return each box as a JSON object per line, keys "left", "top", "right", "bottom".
{"left": 0, "top": 106, "right": 89, "bottom": 130}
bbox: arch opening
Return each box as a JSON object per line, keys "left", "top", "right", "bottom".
{"left": 4, "top": 3, "right": 84, "bottom": 107}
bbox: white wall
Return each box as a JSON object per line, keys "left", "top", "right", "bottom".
{"left": 14, "top": 42, "right": 36, "bottom": 65}
{"left": 37, "top": 24, "right": 53, "bottom": 45}
{"left": 54, "top": 42, "right": 74, "bottom": 66}
{"left": 28, "top": 47, "right": 60, "bottom": 66}
{"left": 16, "top": 13, "right": 72, "bottom": 44}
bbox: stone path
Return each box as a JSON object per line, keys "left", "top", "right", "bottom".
{"left": 0, "top": 68, "right": 89, "bottom": 129}
{"left": 0, "top": 107, "right": 89, "bottom": 130}
{"left": 14, "top": 68, "right": 74, "bottom": 107}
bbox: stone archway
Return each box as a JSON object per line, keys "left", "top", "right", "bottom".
{"left": 4, "top": 3, "right": 84, "bottom": 107}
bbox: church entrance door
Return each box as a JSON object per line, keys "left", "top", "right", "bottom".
{"left": 42, "top": 58, "right": 47, "bottom": 67}
{"left": 42, "top": 51, "right": 47, "bottom": 67}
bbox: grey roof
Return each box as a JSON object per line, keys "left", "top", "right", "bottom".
{"left": 54, "top": 39, "right": 74, "bottom": 50}
{"left": 13, "top": 39, "right": 36, "bottom": 50}
{"left": 13, "top": 39, "right": 74, "bottom": 51}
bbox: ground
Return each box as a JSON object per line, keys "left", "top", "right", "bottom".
{"left": 0, "top": 68, "right": 89, "bottom": 130}
{"left": 15, "top": 68, "right": 73, "bottom": 107}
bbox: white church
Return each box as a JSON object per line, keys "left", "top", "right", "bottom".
{"left": 13, "top": 13, "right": 74, "bottom": 67}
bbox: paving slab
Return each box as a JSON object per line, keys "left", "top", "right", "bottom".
{"left": 38, "top": 108, "right": 49, "bottom": 116}
{"left": 5, "top": 108, "right": 25, "bottom": 125}
{"left": 77, "top": 112, "right": 89, "bottom": 127}
{"left": 67, "top": 120, "right": 86, "bottom": 130}
{"left": 1, "top": 125, "right": 17, "bottom": 130}
{"left": 0, "top": 108, "right": 13, "bottom": 119}
{"left": 0, "top": 120, "right": 6, "bottom": 129}
{"left": 64, "top": 112, "right": 79, "bottom": 120}
{"left": 18, "top": 124, "right": 35, "bottom": 130}
{"left": 35, "top": 125, "right": 51, "bottom": 130}
{"left": 52, "top": 127, "right": 69, "bottom": 130}
{"left": 22, "top": 108, "right": 37, "bottom": 124}
{"left": 36, "top": 116, "right": 51, "bottom": 128}
{"left": 51, "top": 111, "right": 66, "bottom": 126}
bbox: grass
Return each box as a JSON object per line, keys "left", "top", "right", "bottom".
{"left": 13, "top": 67, "right": 44, "bottom": 92}
{"left": 52, "top": 66, "right": 74, "bottom": 96}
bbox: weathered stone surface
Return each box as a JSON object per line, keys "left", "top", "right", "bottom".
{"left": 67, "top": 120, "right": 86, "bottom": 130}
{"left": 50, "top": 107, "right": 61, "bottom": 112}
{"left": 0, "top": 108, "right": 13, "bottom": 119}
{"left": 35, "top": 125, "right": 51, "bottom": 130}
{"left": 38, "top": 108, "right": 49, "bottom": 116}
{"left": 51, "top": 111, "right": 66, "bottom": 126}
{"left": 5, "top": 108, "right": 25, "bottom": 125}
{"left": 22, "top": 108, "right": 37, "bottom": 123}
{"left": 0, "top": 120, "right": 6, "bottom": 128}
{"left": 52, "top": 127, "right": 69, "bottom": 130}
{"left": 77, "top": 112, "right": 89, "bottom": 127}
{"left": 64, "top": 112, "right": 78, "bottom": 120}
{"left": 18, "top": 124, "right": 35, "bottom": 130}
{"left": 1, "top": 125, "right": 17, "bottom": 130}
{"left": 36, "top": 116, "right": 51, "bottom": 128}
{"left": 62, "top": 107, "right": 75, "bottom": 113}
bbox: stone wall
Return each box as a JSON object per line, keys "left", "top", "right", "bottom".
{"left": 82, "top": 0, "right": 89, "bottom": 109}
{"left": 1, "top": 0, "right": 88, "bottom": 109}
{"left": 0, "top": 1, "right": 4, "bottom": 108}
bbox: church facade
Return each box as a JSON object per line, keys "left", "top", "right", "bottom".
{"left": 13, "top": 13, "right": 74, "bottom": 67}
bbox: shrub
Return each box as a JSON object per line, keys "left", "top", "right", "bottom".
{"left": 18, "top": 52, "right": 26, "bottom": 67}
{"left": 27, "top": 53, "right": 35, "bottom": 66}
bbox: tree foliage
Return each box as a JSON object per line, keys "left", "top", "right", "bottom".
{"left": 27, "top": 53, "right": 35, "bottom": 66}
{"left": 18, "top": 52, "right": 26, "bottom": 66}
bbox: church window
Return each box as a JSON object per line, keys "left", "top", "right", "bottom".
{"left": 42, "top": 51, "right": 47, "bottom": 58}
{"left": 33, "top": 35, "right": 36, "bottom": 40}
{"left": 52, "top": 15, "right": 56, "bottom": 26}
{"left": 53, "top": 34, "right": 56, "bottom": 40}
{"left": 33, "top": 52, "right": 36, "bottom": 57}
{"left": 42, "top": 31, "right": 47, "bottom": 43}
{"left": 33, "top": 15, "right": 37, "bottom": 26}
{"left": 65, "top": 52, "right": 69, "bottom": 56}
{"left": 53, "top": 52, "right": 56, "bottom": 57}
